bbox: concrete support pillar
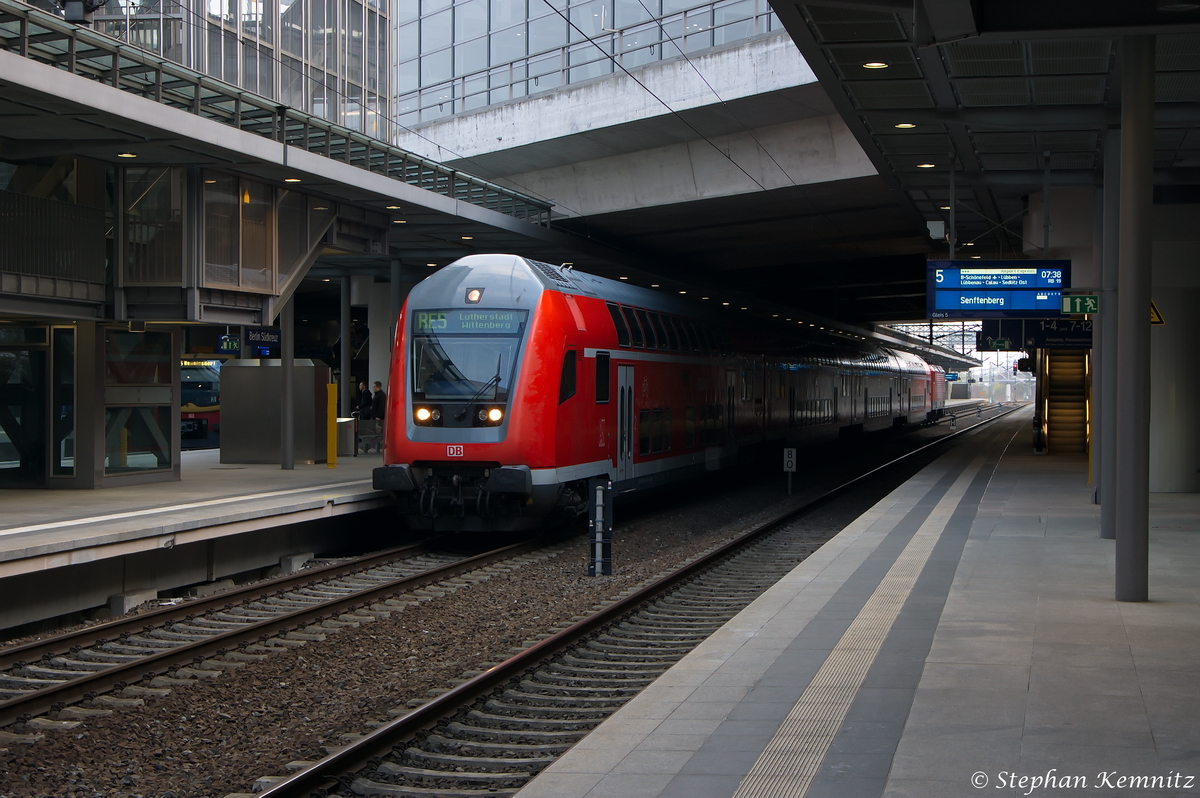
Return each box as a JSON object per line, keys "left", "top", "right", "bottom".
{"left": 280, "top": 296, "right": 295, "bottom": 470}
{"left": 340, "top": 273, "right": 352, "bottom": 417}
{"left": 1099, "top": 129, "right": 1120, "bottom": 540}
{"left": 368, "top": 283, "right": 392, "bottom": 392}
{"left": 1115, "top": 35, "right": 1154, "bottom": 602}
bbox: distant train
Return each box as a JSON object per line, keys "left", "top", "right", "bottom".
{"left": 373, "top": 255, "right": 945, "bottom": 531}
{"left": 181, "top": 358, "right": 221, "bottom": 442}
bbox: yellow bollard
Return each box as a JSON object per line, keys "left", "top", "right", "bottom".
{"left": 326, "top": 382, "right": 337, "bottom": 468}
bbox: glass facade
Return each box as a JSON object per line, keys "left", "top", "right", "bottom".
{"left": 103, "top": 330, "right": 174, "bottom": 474}
{"left": 393, "top": 0, "right": 780, "bottom": 126}
{"left": 93, "top": 0, "right": 389, "bottom": 138}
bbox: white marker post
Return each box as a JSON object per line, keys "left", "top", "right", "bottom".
{"left": 783, "top": 447, "right": 797, "bottom": 495}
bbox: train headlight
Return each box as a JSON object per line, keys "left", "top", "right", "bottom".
{"left": 473, "top": 406, "right": 505, "bottom": 426}
{"left": 413, "top": 406, "right": 443, "bottom": 426}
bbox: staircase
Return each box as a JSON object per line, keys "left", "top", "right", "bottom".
{"left": 1045, "top": 349, "right": 1089, "bottom": 454}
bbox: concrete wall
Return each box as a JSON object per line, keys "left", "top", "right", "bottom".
{"left": 494, "top": 115, "right": 875, "bottom": 218}
{"left": 393, "top": 34, "right": 817, "bottom": 163}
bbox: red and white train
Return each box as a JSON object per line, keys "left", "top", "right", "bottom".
{"left": 373, "top": 255, "right": 945, "bottom": 531}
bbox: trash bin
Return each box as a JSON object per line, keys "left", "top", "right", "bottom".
{"left": 336, "top": 418, "right": 356, "bottom": 457}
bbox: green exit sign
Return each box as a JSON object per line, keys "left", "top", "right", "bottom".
{"left": 1062, "top": 294, "right": 1100, "bottom": 314}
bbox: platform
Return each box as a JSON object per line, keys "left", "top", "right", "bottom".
{"left": 0, "top": 448, "right": 388, "bottom": 581}
{"left": 517, "top": 406, "right": 1200, "bottom": 798}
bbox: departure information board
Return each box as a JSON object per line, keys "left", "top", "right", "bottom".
{"left": 927, "top": 260, "right": 1071, "bottom": 319}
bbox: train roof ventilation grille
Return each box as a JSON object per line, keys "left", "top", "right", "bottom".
{"left": 529, "top": 259, "right": 576, "bottom": 288}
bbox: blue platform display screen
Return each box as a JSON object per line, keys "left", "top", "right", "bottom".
{"left": 927, "top": 260, "right": 1071, "bottom": 319}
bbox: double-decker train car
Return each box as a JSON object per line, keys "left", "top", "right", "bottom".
{"left": 373, "top": 254, "right": 945, "bottom": 531}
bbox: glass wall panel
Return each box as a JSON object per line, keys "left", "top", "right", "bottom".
{"left": 240, "top": 180, "right": 274, "bottom": 293}
{"left": 125, "top": 167, "right": 185, "bottom": 286}
{"left": 421, "top": 8, "right": 452, "bottom": 52}
{"left": 104, "top": 406, "right": 172, "bottom": 474}
{"left": 106, "top": 331, "right": 172, "bottom": 384}
{"left": 456, "top": 0, "right": 487, "bottom": 40}
{"left": 490, "top": 0, "right": 524, "bottom": 28}
{"left": 455, "top": 38, "right": 488, "bottom": 74}
{"left": 204, "top": 175, "right": 240, "bottom": 287}
{"left": 422, "top": 49, "right": 453, "bottom": 83}
{"left": 0, "top": 345, "right": 47, "bottom": 486}
{"left": 52, "top": 328, "right": 75, "bottom": 477}
{"left": 491, "top": 24, "right": 526, "bottom": 64}
{"left": 528, "top": 13, "right": 565, "bottom": 52}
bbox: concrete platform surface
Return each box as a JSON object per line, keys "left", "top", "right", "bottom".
{"left": 0, "top": 449, "right": 388, "bottom": 579}
{"left": 516, "top": 407, "right": 1200, "bottom": 798}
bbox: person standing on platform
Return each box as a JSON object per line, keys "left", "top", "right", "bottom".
{"left": 357, "top": 381, "right": 373, "bottom": 419}
{"left": 371, "top": 381, "right": 387, "bottom": 432}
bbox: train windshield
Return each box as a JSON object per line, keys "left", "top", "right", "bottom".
{"left": 410, "top": 309, "right": 528, "bottom": 400}
{"left": 181, "top": 359, "right": 221, "bottom": 408}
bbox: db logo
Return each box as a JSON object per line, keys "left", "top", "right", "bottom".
{"left": 447, "top": 445, "right": 464, "bottom": 457}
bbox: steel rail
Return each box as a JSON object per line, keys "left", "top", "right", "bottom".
{"left": 0, "top": 542, "right": 432, "bottom": 673}
{"left": 259, "top": 403, "right": 1029, "bottom": 797}
{"left": 0, "top": 540, "right": 537, "bottom": 728}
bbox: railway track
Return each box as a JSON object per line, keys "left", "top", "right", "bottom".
{"left": 0, "top": 539, "right": 552, "bottom": 730}
{"left": 255, "top": 403, "right": 1026, "bottom": 798}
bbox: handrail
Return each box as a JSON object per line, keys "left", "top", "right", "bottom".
{"left": 0, "top": 0, "right": 553, "bottom": 224}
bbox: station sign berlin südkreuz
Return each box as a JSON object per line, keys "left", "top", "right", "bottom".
{"left": 927, "top": 260, "right": 1071, "bottom": 320}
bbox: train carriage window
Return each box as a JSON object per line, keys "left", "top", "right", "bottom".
{"left": 638, "top": 409, "right": 651, "bottom": 455}
{"left": 662, "top": 316, "right": 680, "bottom": 351}
{"left": 634, "top": 308, "right": 656, "bottom": 350}
{"left": 662, "top": 408, "right": 671, "bottom": 452}
{"left": 670, "top": 317, "right": 691, "bottom": 352}
{"left": 685, "top": 406, "right": 695, "bottom": 448}
{"left": 559, "top": 350, "right": 577, "bottom": 403}
{"left": 647, "top": 312, "right": 668, "bottom": 351}
{"left": 606, "top": 303, "right": 630, "bottom": 347}
{"left": 595, "top": 352, "right": 610, "bottom": 403}
{"left": 622, "top": 306, "right": 644, "bottom": 348}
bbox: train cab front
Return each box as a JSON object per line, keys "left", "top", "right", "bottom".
{"left": 373, "top": 256, "right": 553, "bottom": 531}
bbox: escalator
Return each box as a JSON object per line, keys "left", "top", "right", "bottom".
{"left": 1044, "top": 349, "right": 1089, "bottom": 455}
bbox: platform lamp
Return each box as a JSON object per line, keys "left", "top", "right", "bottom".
{"left": 55, "top": 0, "right": 110, "bottom": 25}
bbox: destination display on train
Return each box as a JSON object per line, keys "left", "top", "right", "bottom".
{"left": 927, "top": 260, "right": 1071, "bottom": 319}
{"left": 414, "top": 309, "right": 528, "bottom": 334}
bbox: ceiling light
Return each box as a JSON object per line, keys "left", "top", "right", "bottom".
{"left": 917, "top": 163, "right": 937, "bottom": 168}
{"left": 117, "top": 152, "right": 137, "bottom": 158}
{"left": 894, "top": 123, "right": 916, "bottom": 129}
{"left": 939, "top": 205, "right": 951, "bottom": 210}
{"left": 651, "top": 284, "right": 660, "bottom": 287}
{"left": 722, "top": 302, "right": 730, "bottom": 306}
{"left": 971, "top": 255, "right": 982, "bottom": 259}
{"left": 393, "top": 220, "right": 406, "bottom": 224}
{"left": 386, "top": 205, "right": 402, "bottom": 209}
{"left": 862, "top": 61, "right": 889, "bottom": 69}
{"left": 322, "top": 278, "right": 330, "bottom": 282}
{"left": 679, "top": 291, "right": 686, "bottom": 294}
{"left": 204, "top": 179, "right": 217, "bottom": 184}
{"left": 462, "top": 236, "right": 473, "bottom": 240}
{"left": 619, "top": 276, "right": 628, "bottom": 280}
{"left": 964, "top": 241, "right": 974, "bottom": 246}
{"left": 285, "top": 178, "right": 301, "bottom": 183}
{"left": 313, "top": 206, "right": 329, "bottom": 210}
{"left": 427, "top": 262, "right": 436, "bottom": 266}
{"left": 741, "top": 307, "right": 748, "bottom": 310}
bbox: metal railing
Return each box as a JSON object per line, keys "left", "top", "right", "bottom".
{"left": 398, "top": 0, "right": 781, "bottom": 125}
{"left": 0, "top": 0, "right": 553, "bottom": 225}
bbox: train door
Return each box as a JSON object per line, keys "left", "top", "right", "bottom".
{"left": 616, "top": 365, "right": 634, "bottom": 483}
